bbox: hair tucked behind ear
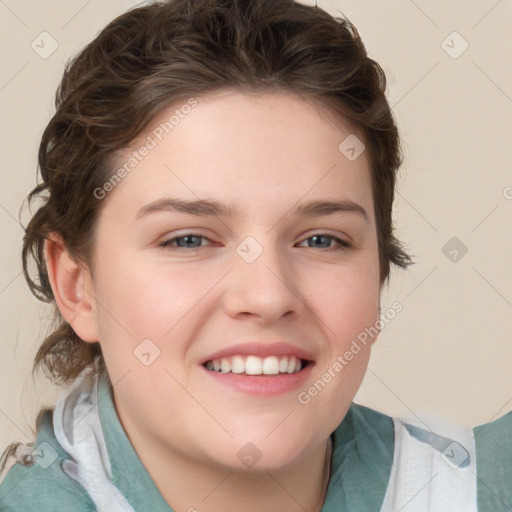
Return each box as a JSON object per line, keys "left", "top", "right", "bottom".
{"left": 22, "top": 201, "right": 105, "bottom": 385}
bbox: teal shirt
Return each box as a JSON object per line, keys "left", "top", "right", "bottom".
{"left": 0, "top": 369, "right": 394, "bottom": 511}
{"left": 473, "top": 411, "right": 512, "bottom": 511}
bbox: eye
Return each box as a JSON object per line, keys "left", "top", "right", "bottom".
{"left": 159, "top": 234, "right": 213, "bottom": 250}
{"left": 297, "top": 234, "right": 351, "bottom": 250}
{"left": 158, "top": 233, "right": 351, "bottom": 252}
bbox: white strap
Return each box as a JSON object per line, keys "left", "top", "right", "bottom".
{"left": 52, "top": 367, "right": 135, "bottom": 512}
{"left": 380, "top": 417, "right": 477, "bottom": 512}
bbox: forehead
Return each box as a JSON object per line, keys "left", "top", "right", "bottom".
{"left": 145, "top": 88, "right": 364, "bottom": 146}
{"left": 126, "top": 88, "right": 367, "bottom": 163}
{"left": 104, "top": 90, "right": 374, "bottom": 222}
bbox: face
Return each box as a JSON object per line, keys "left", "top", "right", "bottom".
{"left": 87, "top": 90, "right": 381, "bottom": 471}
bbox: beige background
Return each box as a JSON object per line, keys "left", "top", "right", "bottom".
{"left": 0, "top": 0, "right": 511, "bottom": 453}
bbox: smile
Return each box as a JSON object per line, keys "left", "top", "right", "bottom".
{"left": 203, "top": 355, "right": 308, "bottom": 375}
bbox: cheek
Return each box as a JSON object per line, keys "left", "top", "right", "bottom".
{"left": 303, "top": 258, "right": 380, "bottom": 344}
{"left": 93, "top": 257, "right": 213, "bottom": 342}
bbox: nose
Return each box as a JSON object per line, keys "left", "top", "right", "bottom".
{"left": 222, "top": 236, "right": 306, "bottom": 325}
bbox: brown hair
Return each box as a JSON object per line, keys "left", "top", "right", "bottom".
{"left": 22, "top": 0, "right": 412, "bottom": 387}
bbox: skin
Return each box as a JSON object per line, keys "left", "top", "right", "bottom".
{"left": 46, "top": 90, "right": 382, "bottom": 512}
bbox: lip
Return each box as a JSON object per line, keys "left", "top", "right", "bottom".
{"left": 200, "top": 341, "right": 315, "bottom": 365}
{"left": 200, "top": 361, "right": 315, "bottom": 396}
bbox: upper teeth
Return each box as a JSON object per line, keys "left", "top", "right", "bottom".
{"left": 205, "top": 355, "right": 303, "bottom": 375}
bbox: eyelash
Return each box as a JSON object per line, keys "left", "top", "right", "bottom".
{"left": 158, "top": 233, "right": 351, "bottom": 252}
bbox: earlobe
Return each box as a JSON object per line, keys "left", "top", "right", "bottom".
{"left": 44, "top": 233, "right": 98, "bottom": 343}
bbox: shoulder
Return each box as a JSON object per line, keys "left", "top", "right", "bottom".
{"left": 0, "top": 409, "right": 96, "bottom": 512}
{"left": 473, "top": 410, "right": 512, "bottom": 511}
{"left": 474, "top": 408, "right": 512, "bottom": 442}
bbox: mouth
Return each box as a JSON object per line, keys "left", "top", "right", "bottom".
{"left": 199, "top": 341, "right": 316, "bottom": 395}
{"left": 202, "top": 354, "right": 313, "bottom": 376}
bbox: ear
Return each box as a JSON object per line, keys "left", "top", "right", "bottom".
{"left": 44, "top": 232, "right": 98, "bottom": 343}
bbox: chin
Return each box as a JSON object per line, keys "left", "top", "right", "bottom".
{"left": 201, "top": 433, "right": 314, "bottom": 473}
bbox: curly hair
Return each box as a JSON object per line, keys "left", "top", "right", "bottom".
{"left": 21, "top": 0, "right": 412, "bottom": 388}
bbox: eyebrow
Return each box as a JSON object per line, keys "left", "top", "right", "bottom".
{"left": 135, "top": 197, "right": 369, "bottom": 222}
